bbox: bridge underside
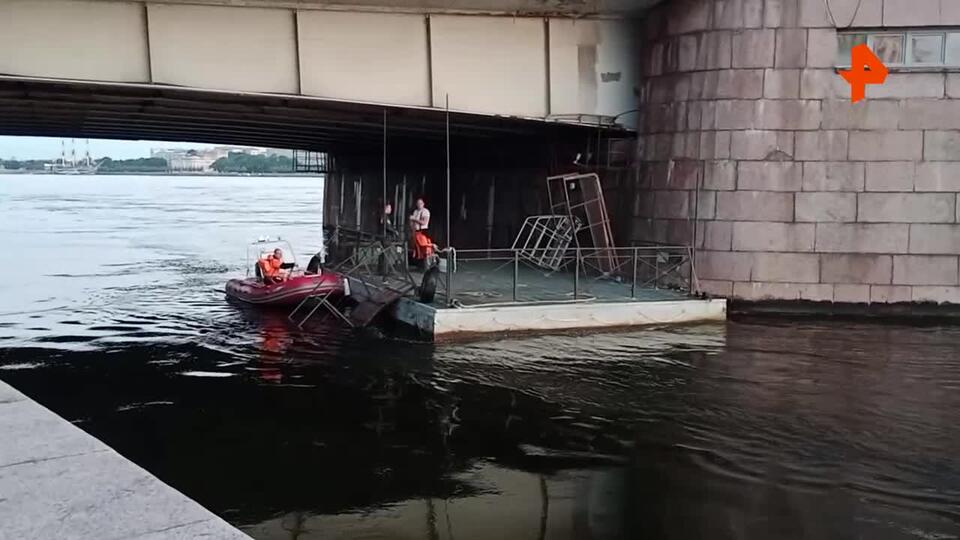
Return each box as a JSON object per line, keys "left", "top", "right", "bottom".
{"left": 0, "top": 0, "right": 644, "bottom": 253}
{"left": 0, "top": 77, "right": 603, "bottom": 152}
{"left": 0, "top": 76, "right": 637, "bottom": 252}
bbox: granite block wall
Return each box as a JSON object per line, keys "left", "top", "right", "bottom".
{"left": 635, "top": 0, "right": 960, "bottom": 304}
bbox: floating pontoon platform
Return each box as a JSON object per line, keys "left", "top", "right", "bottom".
{"left": 389, "top": 295, "right": 726, "bottom": 340}
{"left": 345, "top": 253, "right": 726, "bottom": 341}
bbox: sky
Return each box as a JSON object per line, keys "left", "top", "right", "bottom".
{"left": 0, "top": 136, "right": 218, "bottom": 160}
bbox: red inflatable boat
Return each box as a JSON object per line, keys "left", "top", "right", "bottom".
{"left": 225, "top": 272, "right": 343, "bottom": 306}
{"left": 225, "top": 238, "right": 344, "bottom": 307}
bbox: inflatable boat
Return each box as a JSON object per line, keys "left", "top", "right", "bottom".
{"left": 225, "top": 272, "right": 343, "bottom": 306}
{"left": 225, "top": 238, "right": 344, "bottom": 307}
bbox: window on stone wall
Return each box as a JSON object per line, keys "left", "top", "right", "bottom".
{"left": 946, "top": 33, "right": 960, "bottom": 64}
{"left": 870, "top": 33, "right": 904, "bottom": 64}
{"left": 910, "top": 33, "right": 944, "bottom": 64}
{"left": 837, "top": 29, "right": 960, "bottom": 67}
{"left": 837, "top": 33, "right": 867, "bottom": 65}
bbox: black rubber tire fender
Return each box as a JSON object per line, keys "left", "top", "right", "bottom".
{"left": 419, "top": 266, "right": 439, "bottom": 304}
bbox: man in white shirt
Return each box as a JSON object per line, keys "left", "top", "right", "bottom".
{"left": 409, "top": 198, "right": 433, "bottom": 263}
{"left": 410, "top": 198, "right": 430, "bottom": 231}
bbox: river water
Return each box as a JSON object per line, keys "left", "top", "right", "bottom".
{"left": 2, "top": 174, "right": 960, "bottom": 539}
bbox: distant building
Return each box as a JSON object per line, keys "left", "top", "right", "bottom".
{"left": 150, "top": 145, "right": 286, "bottom": 172}
{"left": 263, "top": 148, "right": 293, "bottom": 159}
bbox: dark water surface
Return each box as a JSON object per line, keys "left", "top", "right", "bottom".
{"left": 2, "top": 175, "right": 960, "bottom": 539}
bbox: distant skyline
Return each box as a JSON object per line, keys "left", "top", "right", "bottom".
{"left": 0, "top": 136, "right": 221, "bottom": 160}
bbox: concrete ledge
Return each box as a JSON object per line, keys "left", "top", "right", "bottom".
{"left": 0, "top": 380, "right": 249, "bottom": 540}
{"left": 731, "top": 299, "right": 960, "bottom": 321}
{"left": 390, "top": 297, "right": 727, "bottom": 339}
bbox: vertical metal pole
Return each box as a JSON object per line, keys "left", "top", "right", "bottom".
{"left": 574, "top": 248, "right": 580, "bottom": 299}
{"left": 595, "top": 118, "right": 602, "bottom": 170}
{"left": 445, "top": 94, "right": 451, "bottom": 249}
{"left": 513, "top": 250, "right": 519, "bottom": 302}
{"left": 355, "top": 176, "right": 362, "bottom": 229}
{"left": 382, "top": 108, "right": 387, "bottom": 238}
{"left": 446, "top": 247, "right": 455, "bottom": 306}
{"left": 631, "top": 247, "right": 637, "bottom": 299}
{"left": 655, "top": 255, "right": 659, "bottom": 290}
{"left": 425, "top": 15, "right": 434, "bottom": 107}
{"left": 688, "top": 246, "right": 696, "bottom": 293}
{"left": 393, "top": 183, "right": 399, "bottom": 224}
{"left": 338, "top": 172, "right": 344, "bottom": 222}
{"left": 690, "top": 170, "right": 701, "bottom": 292}
{"left": 606, "top": 133, "right": 613, "bottom": 169}
{"left": 393, "top": 182, "right": 399, "bottom": 245}
{"left": 486, "top": 176, "right": 496, "bottom": 258}
{"left": 401, "top": 175, "right": 408, "bottom": 246}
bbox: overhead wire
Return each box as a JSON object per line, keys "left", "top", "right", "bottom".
{"left": 823, "top": 0, "right": 865, "bottom": 29}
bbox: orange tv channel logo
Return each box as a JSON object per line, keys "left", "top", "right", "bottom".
{"left": 839, "top": 44, "right": 889, "bottom": 103}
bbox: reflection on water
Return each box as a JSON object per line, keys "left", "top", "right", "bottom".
{"left": 3, "top": 175, "right": 960, "bottom": 539}
{"left": 244, "top": 465, "right": 625, "bottom": 540}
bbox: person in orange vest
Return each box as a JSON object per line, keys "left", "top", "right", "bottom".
{"left": 258, "top": 248, "right": 287, "bottom": 284}
{"left": 409, "top": 197, "right": 434, "bottom": 264}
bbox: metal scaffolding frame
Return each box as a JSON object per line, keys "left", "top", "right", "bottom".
{"left": 510, "top": 215, "right": 579, "bottom": 272}
{"left": 546, "top": 172, "right": 617, "bottom": 275}
{"left": 292, "top": 149, "right": 331, "bottom": 173}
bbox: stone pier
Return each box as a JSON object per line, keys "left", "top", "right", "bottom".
{"left": 635, "top": 0, "right": 960, "bottom": 306}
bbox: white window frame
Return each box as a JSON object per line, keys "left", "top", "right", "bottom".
{"left": 836, "top": 33, "right": 867, "bottom": 67}
{"left": 946, "top": 33, "right": 960, "bottom": 65}
{"left": 866, "top": 32, "right": 906, "bottom": 66}
{"left": 837, "top": 28, "right": 960, "bottom": 69}
{"left": 906, "top": 32, "right": 946, "bottom": 67}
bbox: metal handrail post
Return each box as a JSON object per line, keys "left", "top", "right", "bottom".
{"left": 513, "top": 250, "right": 519, "bottom": 302}
{"left": 574, "top": 248, "right": 580, "bottom": 299}
{"left": 655, "top": 254, "right": 660, "bottom": 290}
{"left": 631, "top": 247, "right": 638, "bottom": 299}
{"left": 446, "top": 247, "right": 455, "bottom": 306}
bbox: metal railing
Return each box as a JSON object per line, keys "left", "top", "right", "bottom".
{"left": 323, "top": 227, "right": 695, "bottom": 309}
{"left": 439, "top": 245, "right": 695, "bottom": 308}
{"left": 288, "top": 226, "right": 422, "bottom": 327}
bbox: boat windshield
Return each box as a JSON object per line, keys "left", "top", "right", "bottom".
{"left": 246, "top": 238, "right": 296, "bottom": 277}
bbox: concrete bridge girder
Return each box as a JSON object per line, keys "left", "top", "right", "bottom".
{"left": 0, "top": 0, "right": 648, "bottom": 126}
{"left": 116, "top": 0, "right": 662, "bottom": 17}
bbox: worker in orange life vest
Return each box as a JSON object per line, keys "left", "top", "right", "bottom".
{"left": 409, "top": 198, "right": 434, "bottom": 263}
{"left": 259, "top": 248, "right": 287, "bottom": 284}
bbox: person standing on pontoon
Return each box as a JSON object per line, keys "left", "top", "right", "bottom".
{"left": 381, "top": 202, "right": 398, "bottom": 238}
{"left": 409, "top": 198, "right": 433, "bottom": 264}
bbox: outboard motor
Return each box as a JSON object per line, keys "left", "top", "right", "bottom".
{"left": 305, "top": 252, "right": 324, "bottom": 275}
